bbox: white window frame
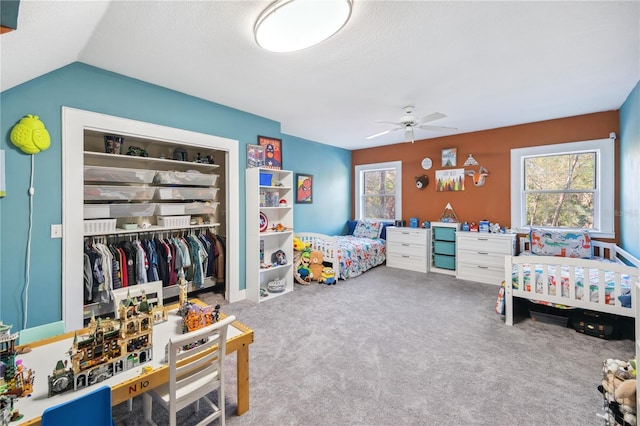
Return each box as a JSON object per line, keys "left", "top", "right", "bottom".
{"left": 355, "top": 161, "right": 402, "bottom": 221}
{"left": 510, "top": 138, "right": 614, "bottom": 238}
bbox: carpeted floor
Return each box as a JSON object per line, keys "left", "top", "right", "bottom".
{"left": 113, "top": 265, "right": 634, "bottom": 425}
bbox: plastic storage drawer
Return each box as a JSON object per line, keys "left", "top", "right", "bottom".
{"left": 433, "top": 254, "right": 456, "bottom": 270}
{"left": 156, "top": 188, "right": 218, "bottom": 201}
{"left": 84, "top": 165, "right": 156, "bottom": 183}
{"left": 433, "top": 241, "right": 456, "bottom": 256}
{"left": 84, "top": 185, "right": 155, "bottom": 201}
{"left": 109, "top": 203, "right": 157, "bottom": 217}
{"left": 156, "top": 203, "right": 186, "bottom": 216}
{"left": 154, "top": 171, "right": 218, "bottom": 186}
{"left": 433, "top": 226, "right": 456, "bottom": 242}
{"left": 184, "top": 201, "right": 219, "bottom": 215}
{"left": 84, "top": 205, "right": 111, "bottom": 219}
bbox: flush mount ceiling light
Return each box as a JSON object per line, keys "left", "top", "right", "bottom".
{"left": 254, "top": 0, "right": 353, "bottom": 53}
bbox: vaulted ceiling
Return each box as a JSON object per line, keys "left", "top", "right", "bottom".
{"left": 1, "top": 1, "right": 638, "bottom": 150}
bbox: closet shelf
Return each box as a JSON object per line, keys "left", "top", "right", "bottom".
{"left": 84, "top": 151, "right": 220, "bottom": 170}
{"left": 84, "top": 222, "right": 221, "bottom": 237}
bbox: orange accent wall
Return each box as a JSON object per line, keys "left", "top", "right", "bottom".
{"left": 352, "top": 111, "right": 620, "bottom": 242}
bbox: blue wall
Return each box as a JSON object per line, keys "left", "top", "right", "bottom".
{"left": 620, "top": 80, "right": 640, "bottom": 259}
{"left": 0, "top": 63, "right": 351, "bottom": 330}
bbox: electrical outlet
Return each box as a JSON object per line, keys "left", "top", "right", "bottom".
{"left": 51, "top": 224, "right": 63, "bottom": 239}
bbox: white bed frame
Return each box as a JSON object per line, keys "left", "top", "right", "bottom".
{"left": 295, "top": 233, "right": 340, "bottom": 279}
{"left": 504, "top": 238, "right": 640, "bottom": 326}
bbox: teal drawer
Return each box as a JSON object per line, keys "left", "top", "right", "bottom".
{"left": 434, "top": 241, "right": 455, "bottom": 256}
{"left": 434, "top": 254, "right": 455, "bottom": 270}
{"left": 433, "top": 227, "right": 456, "bottom": 242}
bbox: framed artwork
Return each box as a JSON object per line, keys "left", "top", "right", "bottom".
{"left": 246, "top": 144, "right": 265, "bottom": 168}
{"left": 436, "top": 168, "right": 465, "bottom": 192}
{"left": 295, "top": 173, "right": 313, "bottom": 204}
{"left": 441, "top": 148, "right": 457, "bottom": 167}
{"left": 257, "top": 135, "right": 282, "bottom": 170}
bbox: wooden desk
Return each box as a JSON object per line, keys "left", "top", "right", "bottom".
{"left": 16, "top": 303, "right": 253, "bottom": 425}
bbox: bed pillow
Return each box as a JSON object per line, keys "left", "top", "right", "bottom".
{"left": 353, "top": 220, "right": 383, "bottom": 239}
{"left": 346, "top": 220, "right": 359, "bottom": 236}
{"left": 529, "top": 228, "right": 592, "bottom": 258}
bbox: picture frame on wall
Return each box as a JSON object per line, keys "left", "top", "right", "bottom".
{"left": 295, "top": 173, "right": 313, "bottom": 204}
{"left": 246, "top": 144, "right": 265, "bottom": 168}
{"left": 441, "top": 148, "right": 457, "bottom": 167}
{"left": 257, "top": 135, "right": 282, "bottom": 170}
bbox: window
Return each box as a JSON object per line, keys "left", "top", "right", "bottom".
{"left": 510, "top": 138, "right": 614, "bottom": 238}
{"left": 355, "top": 161, "right": 402, "bottom": 220}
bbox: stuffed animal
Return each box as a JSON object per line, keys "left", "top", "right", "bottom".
{"left": 601, "top": 358, "right": 637, "bottom": 425}
{"left": 292, "top": 238, "right": 312, "bottom": 284}
{"left": 297, "top": 251, "right": 312, "bottom": 282}
{"left": 309, "top": 250, "right": 324, "bottom": 280}
{"left": 318, "top": 267, "right": 336, "bottom": 285}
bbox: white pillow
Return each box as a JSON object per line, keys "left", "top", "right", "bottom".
{"left": 353, "top": 220, "right": 382, "bottom": 239}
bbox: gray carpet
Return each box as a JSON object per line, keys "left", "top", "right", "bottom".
{"left": 113, "top": 266, "right": 635, "bottom": 425}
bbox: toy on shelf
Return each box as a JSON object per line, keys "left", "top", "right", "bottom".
{"left": 0, "top": 321, "right": 32, "bottom": 422}
{"left": 439, "top": 203, "right": 459, "bottom": 223}
{"left": 47, "top": 293, "right": 155, "bottom": 397}
{"left": 176, "top": 302, "right": 220, "bottom": 334}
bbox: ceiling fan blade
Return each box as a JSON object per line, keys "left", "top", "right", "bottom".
{"left": 418, "top": 124, "right": 458, "bottom": 132}
{"left": 366, "top": 127, "right": 402, "bottom": 139}
{"left": 417, "top": 112, "right": 446, "bottom": 124}
{"left": 374, "top": 120, "right": 402, "bottom": 126}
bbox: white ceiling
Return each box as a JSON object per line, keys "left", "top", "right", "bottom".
{"left": 1, "top": 1, "right": 638, "bottom": 150}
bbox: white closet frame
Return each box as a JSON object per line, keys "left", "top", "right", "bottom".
{"left": 61, "top": 107, "right": 242, "bottom": 330}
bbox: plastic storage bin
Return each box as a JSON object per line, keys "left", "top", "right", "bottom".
{"left": 157, "top": 215, "right": 191, "bottom": 228}
{"left": 433, "top": 241, "right": 456, "bottom": 256}
{"left": 84, "top": 165, "right": 156, "bottom": 183}
{"left": 433, "top": 226, "right": 456, "bottom": 242}
{"left": 84, "top": 185, "right": 155, "bottom": 201}
{"left": 433, "top": 254, "right": 456, "bottom": 270}
{"left": 156, "top": 188, "right": 218, "bottom": 201}
{"left": 156, "top": 203, "right": 186, "bottom": 215}
{"left": 109, "top": 203, "right": 157, "bottom": 217}
{"left": 184, "top": 201, "right": 218, "bottom": 215}
{"left": 84, "top": 205, "right": 111, "bottom": 219}
{"left": 154, "top": 171, "right": 218, "bottom": 186}
{"left": 84, "top": 219, "right": 116, "bottom": 234}
{"left": 259, "top": 172, "right": 272, "bottom": 186}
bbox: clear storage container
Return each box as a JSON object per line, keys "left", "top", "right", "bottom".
{"left": 157, "top": 215, "right": 191, "bottom": 228}
{"left": 156, "top": 203, "right": 186, "bottom": 216}
{"left": 109, "top": 203, "right": 157, "bottom": 217}
{"left": 84, "top": 205, "right": 111, "bottom": 219}
{"left": 184, "top": 201, "right": 219, "bottom": 215}
{"left": 84, "top": 165, "right": 156, "bottom": 183}
{"left": 84, "top": 185, "right": 155, "bottom": 201}
{"left": 154, "top": 171, "right": 218, "bottom": 186}
{"left": 156, "top": 188, "right": 218, "bottom": 201}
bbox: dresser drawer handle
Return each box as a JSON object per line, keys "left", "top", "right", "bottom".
{"left": 402, "top": 243, "right": 410, "bottom": 246}
{"left": 477, "top": 238, "right": 488, "bottom": 241}
{"left": 402, "top": 255, "right": 410, "bottom": 258}
{"left": 477, "top": 265, "right": 489, "bottom": 269}
{"left": 477, "top": 251, "right": 489, "bottom": 255}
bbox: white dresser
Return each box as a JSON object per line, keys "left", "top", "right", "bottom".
{"left": 456, "top": 232, "right": 516, "bottom": 285}
{"left": 386, "top": 227, "right": 431, "bottom": 273}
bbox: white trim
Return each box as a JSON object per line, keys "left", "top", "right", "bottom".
{"left": 354, "top": 160, "right": 402, "bottom": 220}
{"left": 62, "top": 107, "right": 240, "bottom": 330}
{"left": 510, "top": 138, "right": 614, "bottom": 238}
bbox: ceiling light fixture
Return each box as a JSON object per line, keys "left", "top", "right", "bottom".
{"left": 404, "top": 127, "right": 415, "bottom": 143}
{"left": 254, "top": 0, "right": 353, "bottom": 53}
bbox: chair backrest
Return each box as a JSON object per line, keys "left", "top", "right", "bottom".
{"left": 18, "top": 320, "right": 65, "bottom": 346}
{"left": 112, "top": 280, "right": 164, "bottom": 318}
{"left": 167, "top": 315, "right": 236, "bottom": 415}
{"left": 41, "top": 385, "right": 113, "bottom": 426}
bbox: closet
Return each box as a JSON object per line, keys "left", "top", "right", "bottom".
{"left": 62, "top": 108, "right": 240, "bottom": 330}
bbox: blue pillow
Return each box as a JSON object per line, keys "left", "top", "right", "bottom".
{"left": 619, "top": 294, "right": 632, "bottom": 308}
{"left": 346, "top": 220, "right": 358, "bottom": 235}
{"left": 379, "top": 222, "right": 394, "bottom": 240}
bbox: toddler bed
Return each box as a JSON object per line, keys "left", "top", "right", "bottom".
{"left": 503, "top": 229, "right": 640, "bottom": 326}
{"left": 295, "top": 220, "right": 389, "bottom": 280}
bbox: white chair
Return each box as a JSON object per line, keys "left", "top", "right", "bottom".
{"left": 143, "top": 315, "right": 235, "bottom": 426}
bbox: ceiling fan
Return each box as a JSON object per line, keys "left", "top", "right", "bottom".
{"left": 366, "top": 106, "right": 457, "bottom": 143}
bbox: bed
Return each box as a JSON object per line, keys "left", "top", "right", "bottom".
{"left": 295, "top": 220, "right": 389, "bottom": 280}
{"left": 503, "top": 229, "right": 640, "bottom": 326}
